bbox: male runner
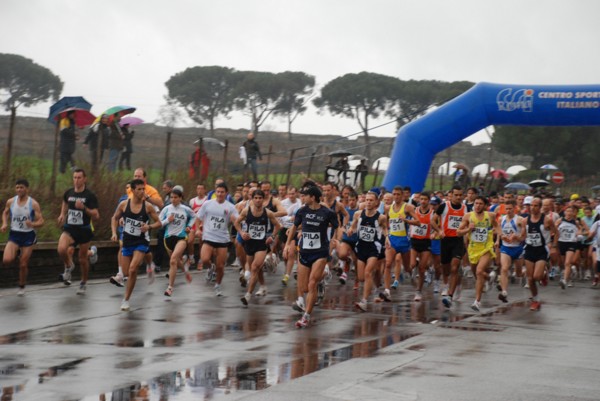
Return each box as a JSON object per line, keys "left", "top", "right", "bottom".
{"left": 497, "top": 199, "right": 526, "bottom": 302}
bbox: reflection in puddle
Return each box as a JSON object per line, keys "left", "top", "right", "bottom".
{"left": 101, "top": 329, "right": 419, "bottom": 400}
{"left": 38, "top": 357, "right": 90, "bottom": 383}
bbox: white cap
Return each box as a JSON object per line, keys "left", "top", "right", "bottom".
{"left": 524, "top": 196, "right": 533, "bottom": 205}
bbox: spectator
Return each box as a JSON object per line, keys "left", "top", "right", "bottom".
{"left": 107, "top": 114, "right": 124, "bottom": 172}
{"left": 84, "top": 114, "right": 109, "bottom": 172}
{"left": 242, "top": 132, "right": 262, "bottom": 181}
{"left": 59, "top": 110, "right": 78, "bottom": 173}
{"left": 119, "top": 124, "right": 134, "bottom": 171}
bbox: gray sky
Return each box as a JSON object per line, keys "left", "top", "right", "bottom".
{"left": 2, "top": 0, "right": 599, "bottom": 144}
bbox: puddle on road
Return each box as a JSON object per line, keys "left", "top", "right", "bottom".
{"left": 100, "top": 330, "right": 420, "bottom": 400}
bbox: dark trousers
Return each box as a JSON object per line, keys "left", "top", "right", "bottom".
{"left": 59, "top": 151, "right": 75, "bottom": 174}
{"left": 119, "top": 151, "right": 131, "bottom": 170}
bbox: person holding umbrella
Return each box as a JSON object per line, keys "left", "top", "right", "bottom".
{"left": 107, "top": 114, "right": 125, "bottom": 172}
{"left": 58, "top": 110, "right": 78, "bottom": 173}
{"left": 84, "top": 114, "right": 109, "bottom": 172}
{"left": 119, "top": 123, "right": 134, "bottom": 171}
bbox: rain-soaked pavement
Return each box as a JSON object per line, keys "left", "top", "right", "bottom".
{"left": 1, "top": 264, "right": 600, "bottom": 401}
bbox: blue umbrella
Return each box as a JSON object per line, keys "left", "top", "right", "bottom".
{"left": 505, "top": 182, "right": 531, "bottom": 191}
{"left": 540, "top": 164, "right": 559, "bottom": 170}
{"left": 48, "top": 96, "right": 92, "bottom": 125}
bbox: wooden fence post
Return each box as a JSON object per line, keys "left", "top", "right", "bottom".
{"left": 286, "top": 149, "right": 295, "bottom": 186}
{"left": 162, "top": 130, "right": 172, "bottom": 182}
{"left": 265, "top": 144, "right": 273, "bottom": 182}
{"left": 221, "top": 139, "right": 228, "bottom": 176}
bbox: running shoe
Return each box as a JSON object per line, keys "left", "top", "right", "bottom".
{"left": 17, "top": 288, "right": 25, "bottom": 297}
{"left": 540, "top": 270, "right": 548, "bottom": 287}
{"left": 182, "top": 255, "right": 190, "bottom": 271}
{"left": 59, "top": 267, "right": 72, "bottom": 286}
{"left": 441, "top": 287, "right": 448, "bottom": 296}
{"left": 239, "top": 273, "right": 247, "bottom": 287}
{"left": 454, "top": 285, "right": 462, "bottom": 301}
{"left": 567, "top": 281, "right": 573, "bottom": 287}
{"left": 391, "top": 280, "right": 400, "bottom": 289}
{"left": 185, "top": 271, "right": 193, "bottom": 284}
{"left": 214, "top": 284, "right": 223, "bottom": 297}
{"left": 592, "top": 277, "right": 599, "bottom": 287}
{"left": 339, "top": 272, "right": 348, "bottom": 285}
{"left": 240, "top": 293, "right": 250, "bottom": 306}
{"left": 355, "top": 300, "right": 367, "bottom": 312}
{"left": 560, "top": 279, "right": 566, "bottom": 290}
{"left": 164, "top": 286, "right": 173, "bottom": 297}
{"left": 255, "top": 286, "right": 267, "bottom": 297}
{"left": 188, "top": 255, "right": 196, "bottom": 268}
{"left": 433, "top": 280, "right": 440, "bottom": 294}
{"left": 205, "top": 264, "right": 216, "bottom": 282}
{"left": 471, "top": 300, "right": 481, "bottom": 312}
{"left": 323, "top": 266, "right": 332, "bottom": 285}
{"left": 292, "top": 299, "right": 305, "bottom": 313}
{"left": 110, "top": 274, "right": 125, "bottom": 287}
{"left": 352, "top": 280, "right": 359, "bottom": 291}
{"left": 530, "top": 300, "right": 541, "bottom": 311}
{"left": 584, "top": 270, "right": 592, "bottom": 280}
{"left": 281, "top": 274, "right": 289, "bottom": 286}
{"left": 89, "top": 245, "right": 98, "bottom": 264}
{"left": 76, "top": 282, "right": 86, "bottom": 295}
{"left": 413, "top": 291, "right": 422, "bottom": 302}
{"left": 146, "top": 265, "right": 155, "bottom": 285}
{"left": 295, "top": 315, "right": 310, "bottom": 328}
{"left": 498, "top": 291, "right": 508, "bottom": 303}
{"left": 379, "top": 289, "right": 392, "bottom": 302}
{"left": 442, "top": 295, "right": 452, "bottom": 309}
{"left": 120, "top": 300, "right": 130, "bottom": 311}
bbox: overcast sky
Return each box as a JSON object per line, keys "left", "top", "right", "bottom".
{"left": 2, "top": 0, "right": 599, "bottom": 145}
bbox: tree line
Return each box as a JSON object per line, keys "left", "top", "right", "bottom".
{"left": 3, "top": 52, "right": 600, "bottom": 177}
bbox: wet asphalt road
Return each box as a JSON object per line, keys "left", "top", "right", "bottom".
{"left": 1, "top": 265, "right": 599, "bottom": 401}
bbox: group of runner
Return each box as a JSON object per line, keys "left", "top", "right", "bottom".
{"left": 3, "top": 168, "right": 600, "bottom": 328}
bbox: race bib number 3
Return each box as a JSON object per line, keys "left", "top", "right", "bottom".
{"left": 124, "top": 217, "right": 142, "bottom": 236}
{"left": 67, "top": 209, "right": 83, "bottom": 225}
{"left": 302, "top": 232, "right": 321, "bottom": 250}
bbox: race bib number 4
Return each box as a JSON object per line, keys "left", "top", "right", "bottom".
{"left": 302, "top": 232, "right": 321, "bottom": 250}
{"left": 67, "top": 209, "right": 83, "bottom": 225}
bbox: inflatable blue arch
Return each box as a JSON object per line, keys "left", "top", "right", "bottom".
{"left": 382, "top": 82, "right": 600, "bottom": 192}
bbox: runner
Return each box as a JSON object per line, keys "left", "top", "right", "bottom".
{"left": 384, "top": 186, "right": 419, "bottom": 292}
{"left": 284, "top": 185, "right": 339, "bottom": 328}
{"left": 556, "top": 205, "right": 584, "bottom": 289}
{"left": 237, "top": 189, "right": 281, "bottom": 305}
{"left": 337, "top": 189, "right": 359, "bottom": 285}
{"left": 280, "top": 186, "right": 302, "bottom": 286}
{"left": 196, "top": 182, "right": 240, "bottom": 296}
{"left": 236, "top": 186, "right": 256, "bottom": 287}
{"left": 1, "top": 179, "right": 44, "bottom": 296}
{"left": 161, "top": 186, "right": 198, "bottom": 299}
{"left": 436, "top": 185, "right": 467, "bottom": 309}
{"left": 349, "top": 191, "right": 388, "bottom": 311}
{"left": 188, "top": 183, "right": 208, "bottom": 270}
{"left": 408, "top": 192, "right": 440, "bottom": 301}
{"left": 524, "top": 197, "right": 557, "bottom": 311}
{"left": 56, "top": 168, "right": 99, "bottom": 294}
{"left": 429, "top": 196, "right": 443, "bottom": 293}
{"left": 497, "top": 199, "right": 526, "bottom": 302}
{"left": 111, "top": 179, "right": 161, "bottom": 311}
{"left": 585, "top": 215, "right": 600, "bottom": 286}
{"left": 457, "top": 196, "right": 500, "bottom": 311}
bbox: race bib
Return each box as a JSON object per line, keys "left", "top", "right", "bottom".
{"left": 67, "top": 209, "right": 83, "bottom": 225}
{"left": 359, "top": 226, "right": 376, "bottom": 242}
{"left": 389, "top": 218, "right": 405, "bottom": 233}
{"left": 559, "top": 226, "right": 576, "bottom": 242}
{"left": 526, "top": 233, "right": 542, "bottom": 247}
{"left": 124, "top": 217, "right": 142, "bottom": 236}
{"left": 448, "top": 215, "right": 462, "bottom": 230}
{"left": 470, "top": 227, "right": 488, "bottom": 243}
{"left": 502, "top": 226, "right": 514, "bottom": 236}
{"left": 248, "top": 224, "right": 266, "bottom": 239}
{"left": 412, "top": 223, "right": 428, "bottom": 237}
{"left": 302, "top": 232, "right": 321, "bottom": 250}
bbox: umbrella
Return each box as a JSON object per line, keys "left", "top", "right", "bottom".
{"left": 540, "top": 164, "right": 559, "bottom": 170}
{"left": 328, "top": 150, "right": 352, "bottom": 158}
{"left": 48, "top": 96, "right": 92, "bottom": 124}
{"left": 53, "top": 107, "right": 96, "bottom": 128}
{"left": 490, "top": 169, "right": 508, "bottom": 179}
{"left": 194, "top": 137, "right": 225, "bottom": 148}
{"left": 505, "top": 182, "right": 531, "bottom": 191}
{"left": 529, "top": 179, "right": 550, "bottom": 188}
{"left": 119, "top": 116, "right": 144, "bottom": 127}
{"left": 103, "top": 105, "right": 136, "bottom": 117}
{"left": 590, "top": 185, "right": 600, "bottom": 191}
{"left": 452, "top": 163, "right": 469, "bottom": 171}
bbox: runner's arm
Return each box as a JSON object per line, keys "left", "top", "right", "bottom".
{"left": 1, "top": 198, "right": 12, "bottom": 232}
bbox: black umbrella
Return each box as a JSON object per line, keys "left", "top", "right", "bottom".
{"left": 529, "top": 179, "right": 550, "bottom": 188}
{"left": 591, "top": 185, "right": 600, "bottom": 191}
{"left": 328, "top": 150, "right": 352, "bottom": 158}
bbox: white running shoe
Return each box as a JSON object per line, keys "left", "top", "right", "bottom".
{"left": 120, "top": 299, "right": 130, "bottom": 311}
{"left": 17, "top": 288, "right": 25, "bottom": 296}
{"left": 89, "top": 246, "right": 98, "bottom": 264}
{"left": 110, "top": 274, "right": 125, "bottom": 287}
{"left": 255, "top": 286, "right": 267, "bottom": 296}
{"left": 214, "top": 284, "right": 223, "bottom": 297}
{"left": 471, "top": 300, "right": 481, "bottom": 312}
{"left": 76, "top": 282, "right": 87, "bottom": 295}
